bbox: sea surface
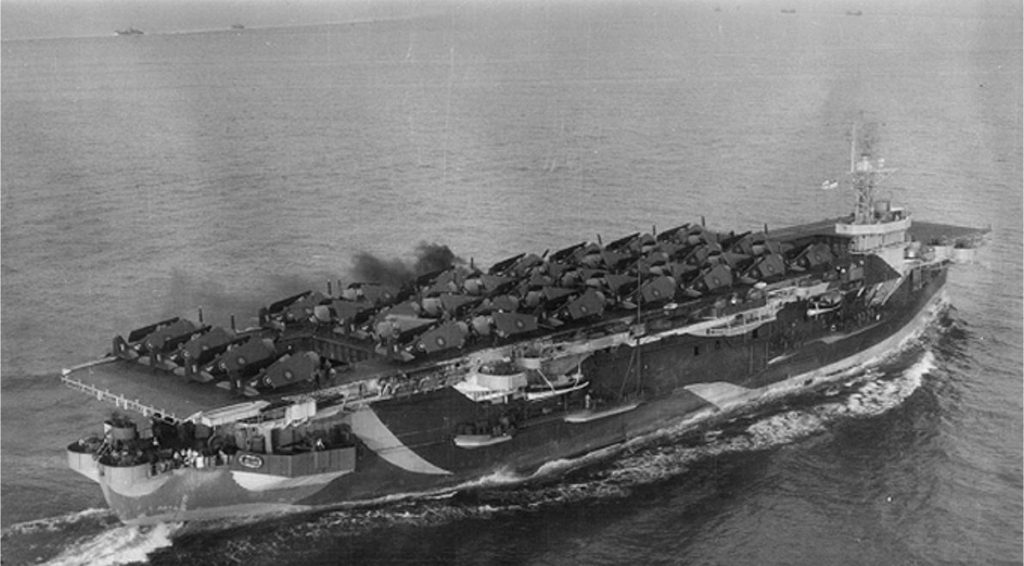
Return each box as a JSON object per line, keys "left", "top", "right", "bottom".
{"left": 2, "top": 2, "right": 1021, "bottom": 565}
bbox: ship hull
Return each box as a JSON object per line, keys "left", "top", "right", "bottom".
{"left": 92, "top": 269, "right": 947, "bottom": 525}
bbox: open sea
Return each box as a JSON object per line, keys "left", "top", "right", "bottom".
{"left": 2, "top": 2, "right": 1021, "bottom": 564}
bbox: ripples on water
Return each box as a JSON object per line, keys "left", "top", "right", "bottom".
{"left": 2, "top": 3, "right": 1020, "bottom": 565}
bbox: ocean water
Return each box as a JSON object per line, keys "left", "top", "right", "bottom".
{"left": 2, "top": 3, "right": 1021, "bottom": 564}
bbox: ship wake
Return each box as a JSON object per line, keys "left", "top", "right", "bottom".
{"left": 42, "top": 523, "right": 182, "bottom": 566}
{"left": 1, "top": 509, "right": 180, "bottom": 566}
{"left": 461, "top": 347, "right": 935, "bottom": 508}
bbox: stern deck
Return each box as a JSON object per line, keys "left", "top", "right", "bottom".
{"left": 63, "top": 361, "right": 256, "bottom": 420}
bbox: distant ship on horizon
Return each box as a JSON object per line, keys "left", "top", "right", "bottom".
{"left": 231, "top": 24, "right": 245, "bottom": 30}
{"left": 115, "top": 27, "right": 144, "bottom": 36}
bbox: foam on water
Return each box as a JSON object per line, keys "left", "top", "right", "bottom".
{"left": 42, "top": 522, "right": 182, "bottom": 566}
{"left": 565, "top": 349, "right": 933, "bottom": 490}
{"left": 1, "top": 508, "right": 117, "bottom": 537}
{"left": 1, "top": 509, "right": 123, "bottom": 565}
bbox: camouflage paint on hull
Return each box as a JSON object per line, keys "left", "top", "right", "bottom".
{"left": 91, "top": 272, "right": 945, "bottom": 525}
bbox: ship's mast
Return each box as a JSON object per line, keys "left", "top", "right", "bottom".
{"left": 634, "top": 269, "right": 642, "bottom": 398}
{"left": 848, "top": 123, "right": 890, "bottom": 225}
{"left": 835, "top": 122, "right": 910, "bottom": 259}
{"left": 850, "top": 123, "right": 857, "bottom": 174}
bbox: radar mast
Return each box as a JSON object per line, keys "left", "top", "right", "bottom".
{"left": 848, "top": 122, "right": 895, "bottom": 225}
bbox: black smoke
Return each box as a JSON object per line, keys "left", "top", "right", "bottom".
{"left": 162, "top": 269, "right": 312, "bottom": 327}
{"left": 349, "top": 242, "right": 463, "bottom": 287}
{"left": 152, "top": 244, "right": 463, "bottom": 326}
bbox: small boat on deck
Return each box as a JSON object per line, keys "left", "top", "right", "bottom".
{"left": 564, "top": 401, "right": 642, "bottom": 424}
